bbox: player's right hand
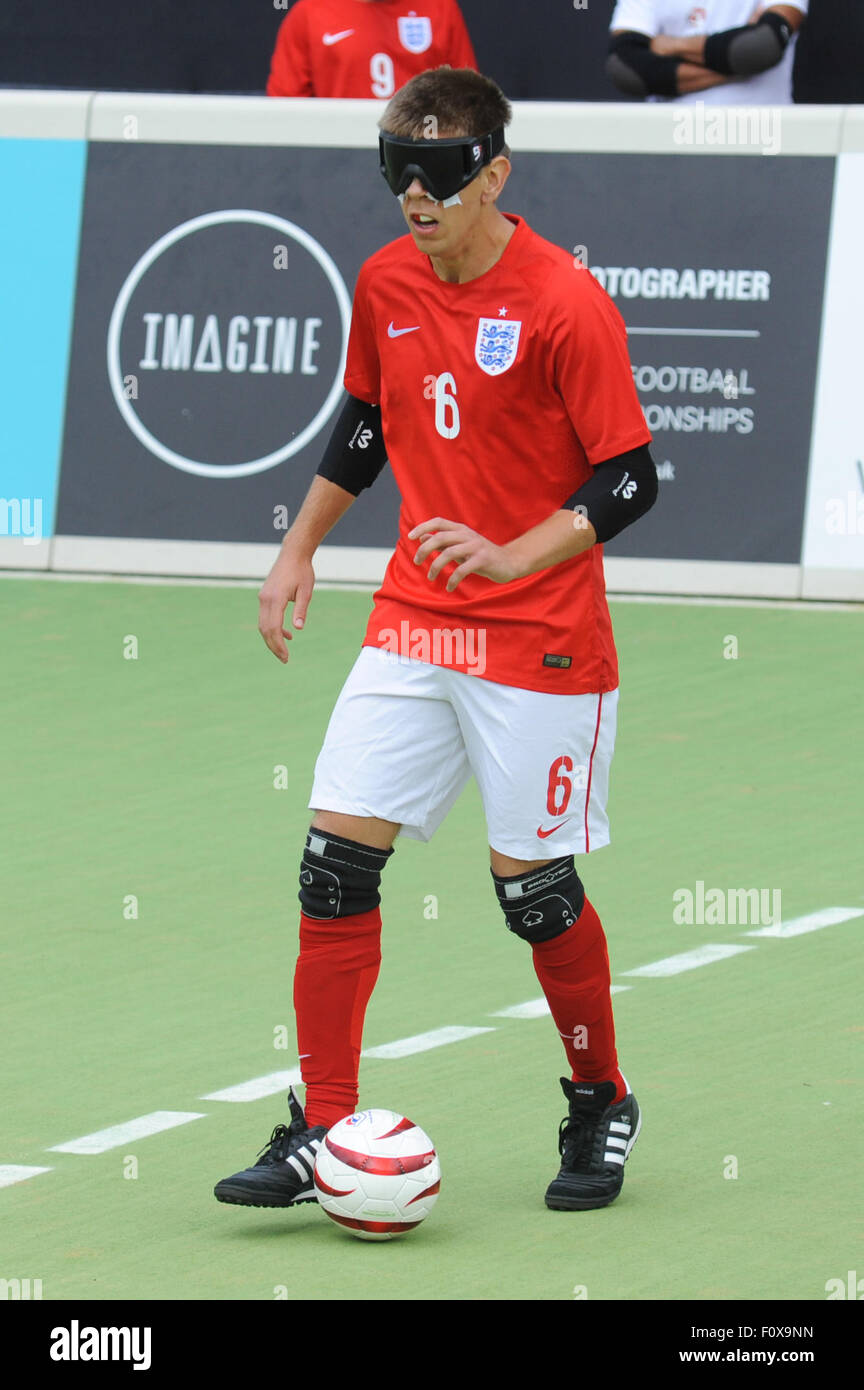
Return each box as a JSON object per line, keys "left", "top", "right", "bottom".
{"left": 257, "top": 556, "right": 315, "bottom": 663}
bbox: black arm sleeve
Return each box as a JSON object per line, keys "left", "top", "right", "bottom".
{"left": 606, "top": 31, "right": 682, "bottom": 98}
{"left": 316, "top": 393, "right": 388, "bottom": 496}
{"left": 560, "top": 443, "right": 658, "bottom": 544}
{"left": 702, "top": 11, "right": 793, "bottom": 75}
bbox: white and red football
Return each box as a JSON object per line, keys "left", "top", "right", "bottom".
{"left": 313, "top": 1108, "right": 441, "bottom": 1241}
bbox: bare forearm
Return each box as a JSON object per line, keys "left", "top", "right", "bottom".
{"left": 676, "top": 61, "right": 731, "bottom": 92}
{"left": 281, "top": 475, "right": 356, "bottom": 559}
{"left": 258, "top": 475, "right": 355, "bottom": 660}
{"left": 659, "top": 34, "right": 707, "bottom": 62}
{"left": 505, "top": 510, "right": 598, "bottom": 580}
{"left": 650, "top": 31, "right": 738, "bottom": 90}
{"left": 649, "top": 33, "right": 733, "bottom": 88}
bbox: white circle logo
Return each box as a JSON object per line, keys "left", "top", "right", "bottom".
{"left": 107, "top": 210, "right": 351, "bottom": 478}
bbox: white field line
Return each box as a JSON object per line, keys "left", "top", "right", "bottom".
{"left": 744, "top": 907, "right": 864, "bottom": 939}
{"left": 491, "top": 986, "right": 632, "bottom": 1020}
{"left": 0, "top": 569, "right": 371, "bottom": 594}
{"left": 361, "top": 1026, "right": 495, "bottom": 1060}
{"left": 21, "top": 905, "right": 858, "bottom": 1167}
{"left": 0, "top": 1165, "right": 53, "bottom": 1188}
{"left": 3, "top": 571, "right": 860, "bottom": 611}
{"left": 491, "top": 998, "right": 551, "bottom": 1020}
{"left": 621, "top": 943, "right": 755, "bottom": 978}
{"left": 201, "top": 1069, "right": 302, "bottom": 1102}
{"left": 608, "top": 594, "right": 863, "bottom": 613}
{"left": 47, "top": 1111, "right": 207, "bottom": 1155}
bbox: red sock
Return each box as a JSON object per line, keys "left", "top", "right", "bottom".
{"left": 531, "top": 897, "right": 627, "bottom": 1104}
{"left": 293, "top": 908, "right": 381, "bottom": 1129}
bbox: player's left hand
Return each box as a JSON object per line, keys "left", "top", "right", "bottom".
{"left": 408, "top": 518, "right": 520, "bottom": 592}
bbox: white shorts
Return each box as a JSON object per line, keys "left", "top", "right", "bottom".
{"left": 309, "top": 647, "right": 618, "bottom": 860}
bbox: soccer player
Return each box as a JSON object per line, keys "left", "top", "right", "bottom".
{"left": 215, "top": 66, "right": 658, "bottom": 1215}
{"left": 267, "top": 0, "right": 476, "bottom": 99}
{"left": 607, "top": 1, "right": 808, "bottom": 103}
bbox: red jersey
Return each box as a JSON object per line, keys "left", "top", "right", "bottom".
{"left": 344, "top": 214, "right": 652, "bottom": 695}
{"left": 267, "top": 0, "right": 476, "bottom": 99}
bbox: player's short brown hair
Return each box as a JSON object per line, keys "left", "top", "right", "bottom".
{"left": 380, "top": 67, "right": 512, "bottom": 151}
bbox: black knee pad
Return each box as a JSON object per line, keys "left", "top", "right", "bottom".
{"left": 298, "top": 828, "right": 393, "bottom": 920}
{"left": 492, "top": 856, "right": 585, "bottom": 944}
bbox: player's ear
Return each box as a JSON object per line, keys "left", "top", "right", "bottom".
{"left": 481, "top": 155, "right": 511, "bottom": 204}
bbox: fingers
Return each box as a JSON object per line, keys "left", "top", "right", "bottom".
{"left": 257, "top": 565, "right": 314, "bottom": 663}
{"left": 258, "top": 592, "right": 296, "bottom": 663}
{"left": 419, "top": 530, "right": 466, "bottom": 575}
{"left": 258, "top": 606, "right": 291, "bottom": 662}
{"left": 409, "top": 518, "right": 462, "bottom": 553}
{"left": 426, "top": 541, "right": 490, "bottom": 586}
{"left": 292, "top": 579, "right": 313, "bottom": 630}
{"left": 409, "top": 517, "right": 502, "bottom": 589}
{"left": 408, "top": 518, "right": 488, "bottom": 585}
{"left": 262, "top": 633, "right": 289, "bottom": 663}
{"left": 442, "top": 556, "right": 484, "bottom": 592}
{"left": 411, "top": 516, "right": 470, "bottom": 562}
{"left": 408, "top": 517, "right": 457, "bottom": 541}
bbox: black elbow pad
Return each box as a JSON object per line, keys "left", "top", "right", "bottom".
{"left": 606, "top": 31, "right": 681, "bottom": 98}
{"left": 703, "top": 11, "right": 792, "bottom": 76}
{"left": 316, "top": 394, "right": 388, "bottom": 495}
{"left": 561, "top": 444, "right": 658, "bottom": 544}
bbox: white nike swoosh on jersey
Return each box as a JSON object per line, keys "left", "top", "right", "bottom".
{"left": 322, "top": 29, "right": 354, "bottom": 45}
{"left": 388, "top": 322, "right": 421, "bottom": 337}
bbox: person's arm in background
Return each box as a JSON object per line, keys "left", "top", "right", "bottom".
{"left": 267, "top": 2, "right": 314, "bottom": 97}
{"left": 608, "top": 30, "right": 732, "bottom": 94}
{"left": 606, "top": 0, "right": 730, "bottom": 96}
{"left": 675, "top": 60, "right": 734, "bottom": 93}
{"left": 649, "top": 4, "right": 806, "bottom": 74}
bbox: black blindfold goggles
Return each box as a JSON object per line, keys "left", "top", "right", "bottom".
{"left": 378, "top": 127, "right": 506, "bottom": 203}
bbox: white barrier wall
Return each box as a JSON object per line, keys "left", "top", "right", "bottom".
{"left": 1, "top": 94, "right": 862, "bottom": 599}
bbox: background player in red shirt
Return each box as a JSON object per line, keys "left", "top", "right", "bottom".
{"left": 216, "top": 67, "right": 658, "bottom": 1216}
{"left": 267, "top": 0, "right": 476, "bottom": 98}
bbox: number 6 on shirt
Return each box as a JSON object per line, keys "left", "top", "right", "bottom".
{"left": 433, "top": 372, "right": 460, "bottom": 438}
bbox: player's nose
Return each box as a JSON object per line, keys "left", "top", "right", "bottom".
{"left": 404, "top": 176, "right": 432, "bottom": 200}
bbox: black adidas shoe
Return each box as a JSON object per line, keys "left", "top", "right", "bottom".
{"left": 214, "top": 1088, "right": 328, "bottom": 1208}
{"left": 544, "top": 1078, "right": 641, "bottom": 1211}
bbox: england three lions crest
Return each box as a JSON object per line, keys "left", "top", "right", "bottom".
{"left": 398, "top": 16, "right": 432, "bottom": 53}
{"left": 475, "top": 318, "right": 522, "bottom": 376}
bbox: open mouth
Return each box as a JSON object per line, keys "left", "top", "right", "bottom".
{"left": 410, "top": 212, "right": 439, "bottom": 231}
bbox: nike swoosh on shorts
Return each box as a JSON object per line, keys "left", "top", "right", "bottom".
{"left": 536, "top": 822, "right": 569, "bottom": 838}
